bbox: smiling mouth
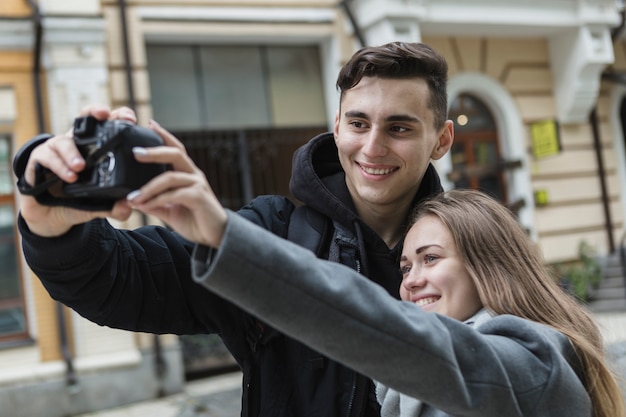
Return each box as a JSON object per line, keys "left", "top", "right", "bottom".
{"left": 359, "top": 165, "right": 397, "bottom": 175}
{"left": 415, "top": 296, "right": 439, "bottom": 307}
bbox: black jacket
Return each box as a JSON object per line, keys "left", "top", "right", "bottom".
{"left": 19, "top": 132, "right": 443, "bottom": 417}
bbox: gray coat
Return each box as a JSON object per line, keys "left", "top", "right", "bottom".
{"left": 192, "top": 211, "right": 591, "bottom": 417}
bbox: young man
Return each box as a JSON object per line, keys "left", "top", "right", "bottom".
{"left": 17, "top": 42, "right": 453, "bottom": 417}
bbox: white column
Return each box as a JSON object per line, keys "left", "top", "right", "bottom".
{"left": 42, "top": 16, "right": 110, "bottom": 133}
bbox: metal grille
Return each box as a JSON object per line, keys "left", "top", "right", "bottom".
{"left": 174, "top": 126, "right": 327, "bottom": 209}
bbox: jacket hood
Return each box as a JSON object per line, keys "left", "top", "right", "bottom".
{"left": 289, "top": 132, "right": 444, "bottom": 235}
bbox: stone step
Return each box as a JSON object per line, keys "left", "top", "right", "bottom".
{"left": 602, "top": 252, "right": 624, "bottom": 264}
{"left": 593, "top": 287, "right": 626, "bottom": 300}
{"left": 586, "top": 298, "right": 626, "bottom": 313}
{"left": 566, "top": 251, "right": 626, "bottom": 312}
{"left": 597, "top": 275, "right": 626, "bottom": 289}
{"left": 603, "top": 264, "right": 625, "bottom": 278}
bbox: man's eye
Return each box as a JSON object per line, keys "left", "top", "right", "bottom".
{"left": 390, "top": 126, "right": 409, "bottom": 133}
{"left": 350, "top": 121, "right": 364, "bottom": 128}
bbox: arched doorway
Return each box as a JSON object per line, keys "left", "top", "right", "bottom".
{"left": 445, "top": 73, "right": 533, "bottom": 237}
{"left": 448, "top": 93, "right": 509, "bottom": 203}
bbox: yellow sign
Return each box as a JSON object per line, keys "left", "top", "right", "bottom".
{"left": 534, "top": 189, "right": 549, "bottom": 206}
{"left": 530, "top": 120, "right": 560, "bottom": 159}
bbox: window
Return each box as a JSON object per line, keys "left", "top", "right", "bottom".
{"left": 146, "top": 45, "right": 327, "bottom": 130}
{"left": 0, "top": 134, "right": 27, "bottom": 343}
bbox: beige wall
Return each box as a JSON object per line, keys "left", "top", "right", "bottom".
{"left": 0, "top": 48, "right": 64, "bottom": 361}
{"left": 425, "top": 36, "right": 624, "bottom": 263}
{"left": 39, "top": 0, "right": 100, "bottom": 14}
{"left": 0, "top": 0, "right": 32, "bottom": 15}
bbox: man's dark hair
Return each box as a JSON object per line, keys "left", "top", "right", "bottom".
{"left": 336, "top": 42, "right": 449, "bottom": 129}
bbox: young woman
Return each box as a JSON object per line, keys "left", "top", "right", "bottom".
{"left": 123, "top": 122, "right": 626, "bottom": 416}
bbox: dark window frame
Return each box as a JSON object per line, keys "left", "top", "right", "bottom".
{"left": 0, "top": 134, "right": 29, "bottom": 345}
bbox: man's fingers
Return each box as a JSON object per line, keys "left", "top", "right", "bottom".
{"left": 110, "top": 106, "right": 137, "bottom": 123}
{"left": 76, "top": 105, "right": 136, "bottom": 123}
{"left": 78, "top": 104, "right": 111, "bottom": 120}
{"left": 49, "top": 133, "right": 85, "bottom": 171}
{"left": 43, "top": 134, "right": 85, "bottom": 179}
{"left": 24, "top": 134, "right": 82, "bottom": 185}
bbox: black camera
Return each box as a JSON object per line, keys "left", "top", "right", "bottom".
{"left": 13, "top": 115, "right": 169, "bottom": 211}
{"left": 63, "top": 116, "right": 169, "bottom": 200}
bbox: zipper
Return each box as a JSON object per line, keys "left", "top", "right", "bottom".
{"left": 347, "top": 256, "right": 366, "bottom": 417}
{"left": 346, "top": 372, "right": 368, "bottom": 417}
{"left": 337, "top": 239, "right": 367, "bottom": 416}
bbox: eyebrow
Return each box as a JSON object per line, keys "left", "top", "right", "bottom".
{"left": 344, "top": 110, "right": 422, "bottom": 124}
{"left": 400, "top": 244, "right": 442, "bottom": 261}
{"left": 416, "top": 245, "right": 439, "bottom": 254}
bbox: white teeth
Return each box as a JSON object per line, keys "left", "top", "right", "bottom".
{"left": 415, "top": 297, "right": 438, "bottom": 307}
{"left": 361, "top": 166, "right": 394, "bottom": 175}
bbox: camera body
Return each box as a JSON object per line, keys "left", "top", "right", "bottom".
{"left": 63, "top": 116, "right": 168, "bottom": 200}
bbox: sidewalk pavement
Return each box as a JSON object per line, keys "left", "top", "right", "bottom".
{"left": 74, "top": 371, "right": 243, "bottom": 417}
{"left": 595, "top": 311, "right": 626, "bottom": 393}
{"left": 595, "top": 311, "right": 626, "bottom": 345}
{"left": 74, "top": 311, "right": 626, "bottom": 417}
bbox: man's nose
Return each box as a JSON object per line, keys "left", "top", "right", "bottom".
{"left": 361, "top": 129, "right": 388, "bottom": 157}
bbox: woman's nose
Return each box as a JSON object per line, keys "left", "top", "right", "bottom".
{"left": 402, "top": 267, "right": 427, "bottom": 291}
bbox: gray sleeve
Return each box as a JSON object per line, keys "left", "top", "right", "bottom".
{"left": 192, "top": 211, "right": 591, "bottom": 417}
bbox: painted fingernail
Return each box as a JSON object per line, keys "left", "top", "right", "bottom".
{"left": 132, "top": 147, "right": 148, "bottom": 156}
{"left": 126, "top": 190, "right": 142, "bottom": 201}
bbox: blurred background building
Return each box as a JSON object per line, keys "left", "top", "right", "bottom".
{"left": 1, "top": 1, "right": 626, "bottom": 416}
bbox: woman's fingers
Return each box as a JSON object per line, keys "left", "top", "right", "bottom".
{"left": 149, "top": 119, "right": 185, "bottom": 150}
{"left": 123, "top": 118, "right": 227, "bottom": 247}
{"left": 132, "top": 122, "right": 198, "bottom": 173}
{"left": 127, "top": 170, "right": 203, "bottom": 206}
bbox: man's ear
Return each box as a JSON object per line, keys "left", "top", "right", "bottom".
{"left": 431, "top": 120, "right": 454, "bottom": 160}
{"left": 333, "top": 110, "right": 340, "bottom": 141}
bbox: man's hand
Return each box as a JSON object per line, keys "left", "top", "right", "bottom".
{"left": 19, "top": 104, "right": 138, "bottom": 237}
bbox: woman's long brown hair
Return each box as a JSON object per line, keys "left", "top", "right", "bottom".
{"left": 410, "top": 189, "right": 625, "bottom": 417}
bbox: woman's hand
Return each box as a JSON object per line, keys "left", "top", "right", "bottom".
{"left": 126, "top": 120, "right": 228, "bottom": 248}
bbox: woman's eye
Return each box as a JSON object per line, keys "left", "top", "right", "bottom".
{"left": 400, "top": 265, "right": 411, "bottom": 275}
{"left": 424, "top": 255, "right": 437, "bottom": 264}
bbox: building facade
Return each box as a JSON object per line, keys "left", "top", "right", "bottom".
{"left": 1, "top": 1, "right": 625, "bottom": 416}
